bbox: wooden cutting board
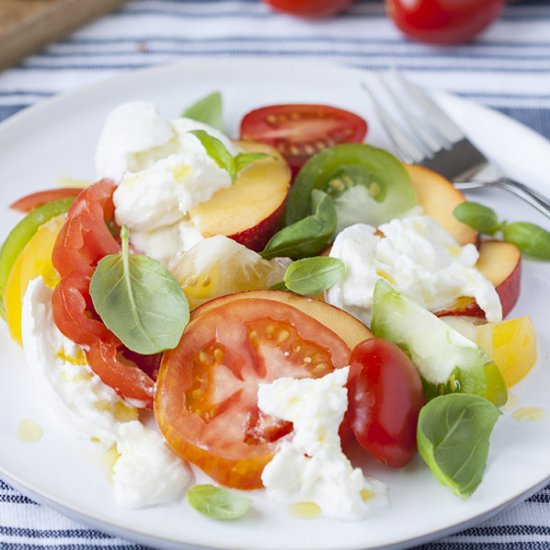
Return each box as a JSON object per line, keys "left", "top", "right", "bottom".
{"left": 0, "top": 0, "right": 129, "bottom": 70}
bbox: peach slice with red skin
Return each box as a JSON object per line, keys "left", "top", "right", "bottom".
{"left": 193, "top": 289, "right": 373, "bottom": 350}
{"left": 437, "top": 241, "right": 521, "bottom": 320}
{"left": 190, "top": 141, "right": 291, "bottom": 252}
{"left": 398, "top": 167, "right": 520, "bottom": 320}
{"left": 404, "top": 164, "right": 478, "bottom": 246}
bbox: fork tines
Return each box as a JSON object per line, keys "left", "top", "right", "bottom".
{"left": 363, "top": 71, "right": 488, "bottom": 182}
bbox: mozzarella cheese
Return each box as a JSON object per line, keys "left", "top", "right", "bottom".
{"left": 95, "top": 102, "right": 177, "bottom": 182}
{"left": 258, "top": 368, "right": 388, "bottom": 521}
{"left": 112, "top": 421, "right": 191, "bottom": 509}
{"left": 21, "top": 278, "right": 191, "bottom": 508}
{"left": 327, "top": 216, "right": 502, "bottom": 326}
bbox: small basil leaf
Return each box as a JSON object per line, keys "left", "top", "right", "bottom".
{"left": 261, "top": 190, "right": 337, "bottom": 260}
{"left": 187, "top": 484, "right": 251, "bottom": 520}
{"left": 189, "top": 129, "right": 235, "bottom": 180}
{"left": 181, "top": 91, "right": 223, "bottom": 131}
{"left": 90, "top": 226, "right": 189, "bottom": 355}
{"left": 269, "top": 281, "right": 288, "bottom": 291}
{"left": 234, "top": 152, "right": 269, "bottom": 174}
{"left": 284, "top": 257, "right": 345, "bottom": 295}
{"left": 502, "top": 222, "right": 550, "bottom": 260}
{"left": 417, "top": 394, "right": 500, "bottom": 498}
{"left": 453, "top": 202, "right": 500, "bottom": 235}
{"left": 190, "top": 130, "right": 267, "bottom": 183}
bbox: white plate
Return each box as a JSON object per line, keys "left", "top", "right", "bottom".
{"left": 1, "top": 58, "right": 550, "bottom": 550}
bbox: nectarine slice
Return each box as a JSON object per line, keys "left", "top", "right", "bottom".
{"left": 192, "top": 289, "right": 372, "bottom": 350}
{"left": 438, "top": 240, "right": 521, "bottom": 320}
{"left": 190, "top": 141, "right": 291, "bottom": 252}
{"left": 405, "top": 164, "right": 478, "bottom": 246}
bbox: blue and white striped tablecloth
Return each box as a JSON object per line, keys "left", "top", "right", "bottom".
{"left": 1, "top": 0, "right": 550, "bottom": 548}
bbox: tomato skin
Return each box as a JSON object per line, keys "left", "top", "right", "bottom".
{"left": 264, "top": 0, "right": 355, "bottom": 17}
{"left": 156, "top": 296, "right": 353, "bottom": 489}
{"left": 52, "top": 180, "right": 118, "bottom": 278}
{"left": 10, "top": 188, "right": 83, "bottom": 213}
{"left": 52, "top": 271, "right": 112, "bottom": 347}
{"left": 51, "top": 179, "right": 156, "bottom": 408}
{"left": 239, "top": 104, "right": 367, "bottom": 173}
{"left": 386, "top": 0, "right": 505, "bottom": 45}
{"left": 348, "top": 338, "right": 424, "bottom": 468}
{"left": 86, "top": 340, "right": 156, "bottom": 407}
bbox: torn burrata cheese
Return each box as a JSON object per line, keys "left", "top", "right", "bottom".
{"left": 327, "top": 216, "right": 502, "bottom": 326}
{"left": 21, "top": 277, "right": 192, "bottom": 508}
{"left": 258, "top": 367, "right": 388, "bottom": 521}
{"left": 96, "top": 101, "right": 238, "bottom": 263}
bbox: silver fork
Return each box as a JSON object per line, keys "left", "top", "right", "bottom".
{"left": 362, "top": 71, "right": 550, "bottom": 220}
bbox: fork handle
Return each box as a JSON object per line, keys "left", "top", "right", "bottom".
{"left": 492, "top": 178, "right": 550, "bottom": 220}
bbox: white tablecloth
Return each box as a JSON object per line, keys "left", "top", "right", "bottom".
{"left": 1, "top": 1, "right": 550, "bottom": 548}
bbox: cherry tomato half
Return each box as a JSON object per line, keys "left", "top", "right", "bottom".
{"left": 155, "top": 296, "right": 353, "bottom": 489}
{"left": 386, "top": 0, "right": 505, "bottom": 45}
{"left": 239, "top": 104, "right": 367, "bottom": 173}
{"left": 348, "top": 338, "right": 424, "bottom": 468}
{"left": 263, "top": 0, "right": 355, "bottom": 18}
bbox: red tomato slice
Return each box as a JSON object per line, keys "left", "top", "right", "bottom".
{"left": 52, "top": 271, "right": 112, "bottom": 347}
{"left": 51, "top": 179, "right": 156, "bottom": 408}
{"left": 239, "top": 104, "right": 367, "bottom": 172}
{"left": 155, "top": 297, "right": 352, "bottom": 489}
{"left": 86, "top": 340, "right": 156, "bottom": 407}
{"left": 348, "top": 338, "right": 424, "bottom": 468}
{"left": 10, "top": 188, "right": 84, "bottom": 213}
{"left": 52, "top": 180, "right": 119, "bottom": 277}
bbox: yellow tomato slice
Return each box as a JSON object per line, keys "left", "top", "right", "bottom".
{"left": 5, "top": 215, "right": 65, "bottom": 344}
{"left": 172, "top": 236, "right": 287, "bottom": 310}
{"left": 476, "top": 316, "right": 538, "bottom": 388}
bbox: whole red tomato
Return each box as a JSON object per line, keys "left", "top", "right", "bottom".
{"left": 264, "top": 0, "right": 355, "bottom": 17}
{"left": 386, "top": 0, "right": 506, "bottom": 44}
{"left": 347, "top": 338, "right": 424, "bottom": 468}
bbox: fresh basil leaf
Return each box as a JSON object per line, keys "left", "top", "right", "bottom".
{"left": 187, "top": 484, "right": 251, "bottom": 520}
{"left": 417, "top": 393, "right": 500, "bottom": 498}
{"left": 502, "top": 222, "right": 550, "bottom": 260}
{"left": 269, "top": 281, "right": 288, "bottom": 291}
{"left": 90, "top": 226, "right": 189, "bottom": 355}
{"left": 190, "top": 129, "right": 235, "bottom": 178}
{"left": 190, "top": 130, "right": 267, "bottom": 182}
{"left": 261, "top": 190, "right": 337, "bottom": 260}
{"left": 181, "top": 91, "right": 223, "bottom": 131}
{"left": 284, "top": 257, "right": 345, "bottom": 295}
{"left": 453, "top": 202, "right": 500, "bottom": 235}
{"left": 234, "top": 152, "right": 269, "bottom": 174}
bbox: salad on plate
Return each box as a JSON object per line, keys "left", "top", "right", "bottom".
{"left": 0, "top": 90, "right": 546, "bottom": 523}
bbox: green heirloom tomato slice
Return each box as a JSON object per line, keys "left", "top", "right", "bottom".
{"left": 284, "top": 144, "right": 419, "bottom": 231}
{"left": 0, "top": 196, "right": 75, "bottom": 318}
{"left": 371, "top": 279, "right": 507, "bottom": 407}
